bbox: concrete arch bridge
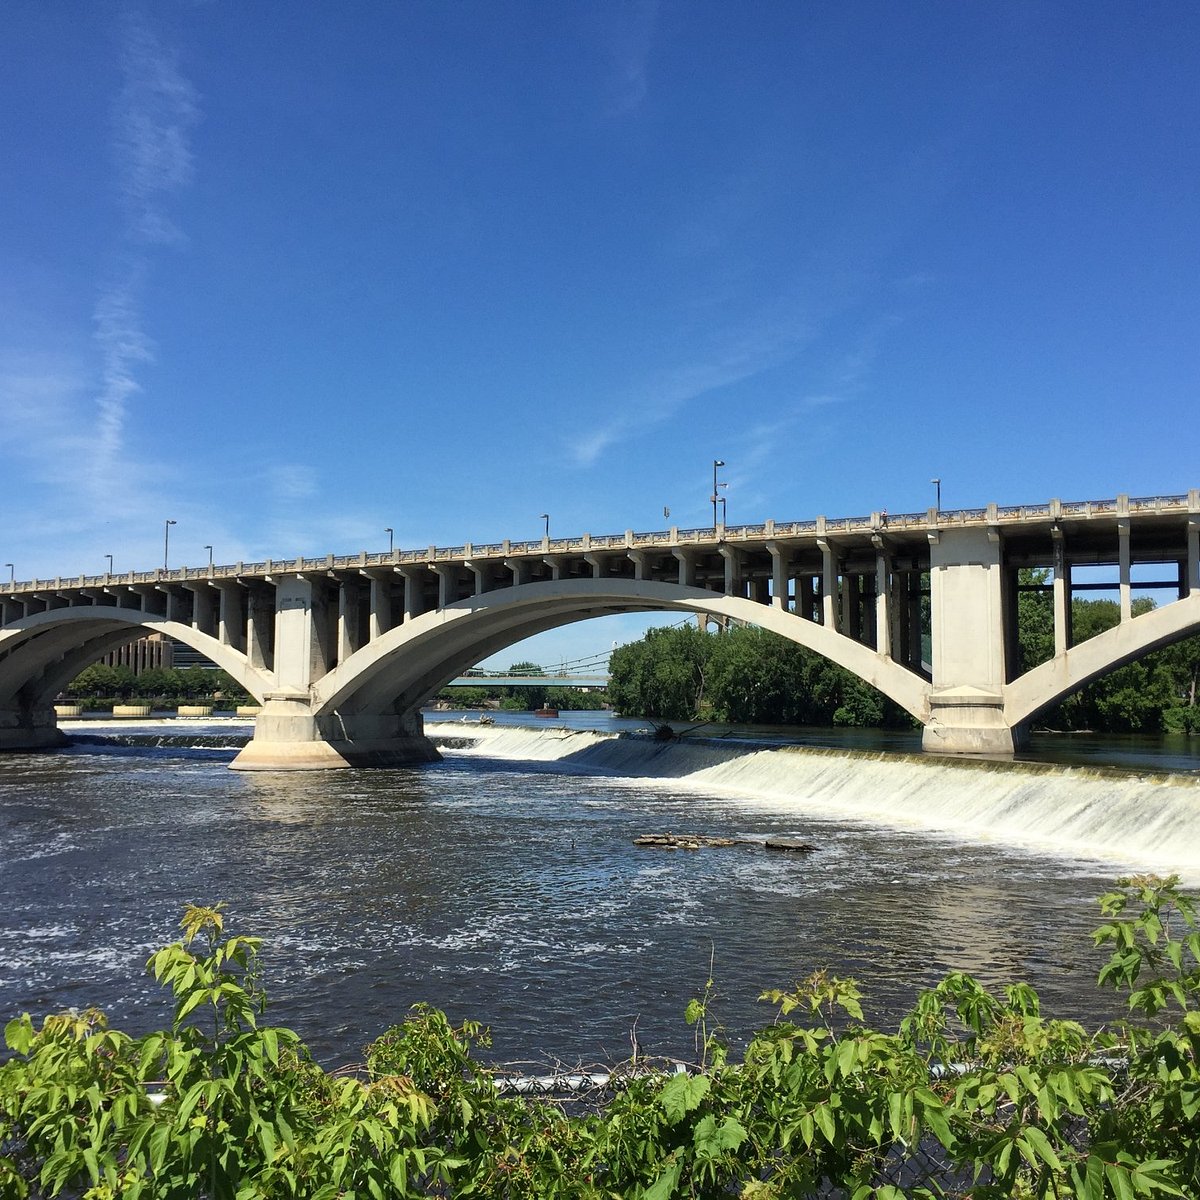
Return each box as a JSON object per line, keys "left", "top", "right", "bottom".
{"left": 2, "top": 491, "right": 1198, "bottom": 769}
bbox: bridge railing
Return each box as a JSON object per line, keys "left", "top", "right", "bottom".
{"left": 4, "top": 491, "right": 1197, "bottom": 593}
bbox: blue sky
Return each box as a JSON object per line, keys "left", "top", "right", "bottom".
{"left": 3, "top": 3, "right": 1198, "bottom": 668}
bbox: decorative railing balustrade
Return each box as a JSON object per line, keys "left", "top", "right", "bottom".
{"left": 5, "top": 491, "right": 1197, "bottom": 594}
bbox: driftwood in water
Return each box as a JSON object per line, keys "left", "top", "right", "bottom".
{"left": 634, "top": 833, "right": 817, "bottom": 854}
{"left": 633, "top": 833, "right": 746, "bottom": 851}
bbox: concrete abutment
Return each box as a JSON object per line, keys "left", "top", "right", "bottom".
{"left": 0, "top": 702, "right": 69, "bottom": 752}
{"left": 229, "top": 696, "right": 440, "bottom": 771}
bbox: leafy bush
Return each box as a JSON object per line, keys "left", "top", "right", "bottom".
{"left": 1162, "top": 706, "right": 1200, "bottom": 735}
{"left": 3, "top": 880, "right": 1200, "bottom": 1198}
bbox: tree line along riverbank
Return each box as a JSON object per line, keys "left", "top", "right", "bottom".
{"left": 607, "top": 585, "right": 1200, "bottom": 735}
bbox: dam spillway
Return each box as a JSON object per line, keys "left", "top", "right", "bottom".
{"left": 443, "top": 723, "right": 1200, "bottom": 884}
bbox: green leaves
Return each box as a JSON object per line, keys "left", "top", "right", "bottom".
{"left": 4, "top": 886, "right": 1200, "bottom": 1199}
{"left": 656, "top": 1072, "right": 710, "bottom": 1123}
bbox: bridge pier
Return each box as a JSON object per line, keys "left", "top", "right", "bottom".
{"left": 924, "top": 527, "right": 1022, "bottom": 755}
{"left": 230, "top": 695, "right": 440, "bottom": 771}
{"left": 0, "top": 702, "right": 68, "bottom": 752}
{"left": 921, "top": 686, "right": 1025, "bottom": 756}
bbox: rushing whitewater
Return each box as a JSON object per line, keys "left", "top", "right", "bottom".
{"left": 444, "top": 723, "right": 1200, "bottom": 884}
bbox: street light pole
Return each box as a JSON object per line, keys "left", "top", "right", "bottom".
{"left": 384, "top": 527, "right": 394, "bottom": 554}
{"left": 540, "top": 513, "right": 550, "bottom": 541}
{"left": 712, "top": 460, "right": 726, "bottom": 530}
{"left": 163, "top": 519, "right": 176, "bottom": 571}
{"left": 931, "top": 477, "right": 942, "bottom": 513}
{"left": 4, "top": 564, "right": 13, "bottom": 587}
{"left": 105, "top": 554, "right": 113, "bottom": 575}
{"left": 204, "top": 545, "right": 213, "bottom": 569}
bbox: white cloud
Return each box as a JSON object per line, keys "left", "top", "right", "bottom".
{"left": 114, "top": 10, "right": 199, "bottom": 246}
{"left": 602, "top": 0, "right": 658, "bottom": 117}
{"left": 266, "top": 464, "right": 320, "bottom": 503}
{"left": 567, "top": 312, "right": 813, "bottom": 466}
{"left": 87, "top": 9, "right": 199, "bottom": 486}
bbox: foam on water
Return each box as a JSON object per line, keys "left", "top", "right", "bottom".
{"left": 443, "top": 722, "right": 1200, "bottom": 883}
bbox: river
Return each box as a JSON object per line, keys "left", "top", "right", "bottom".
{"left": 1, "top": 713, "right": 1197, "bottom": 1069}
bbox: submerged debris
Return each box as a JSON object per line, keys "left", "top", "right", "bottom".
{"left": 633, "top": 833, "right": 817, "bottom": 854}
{"left": 633, "top": 833, "right": 746, "bottom": 851}
{"left": 763, "top": 838, "right": 816, "bottom": 853}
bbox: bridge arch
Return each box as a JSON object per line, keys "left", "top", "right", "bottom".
{"left": 0, "top": 607, "right": 274, "bottom": 706}
{"left": 313, "top": 578, "right": 932, "bottom": 723}
{"left": 1005, "top": 592, "right": 1200, "bottom": 731}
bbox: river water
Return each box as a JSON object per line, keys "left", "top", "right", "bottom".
{"left": 1, "top": 714, "right": 1197, "bottom": 1069}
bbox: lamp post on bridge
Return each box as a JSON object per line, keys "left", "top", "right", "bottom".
{"left": 712, "top": 459, "right": 727, "bottom": 531}
{"left": 4, "top": 564, "right": 13, "bottom": 587}
{"left": 540, "top": 513, "right": 550, "bottom": 541}
{"left": 104, "top": 554, "right": 113, "bottom": 575}
{"left": 931, "top": 477, "right": 942, "bottom": 514}
{"left": 384, "top": 527, "right": 394, "bottom": 554}
{"left": 163, "top": 519, "right": 176, "bottom": 571}
{"left": 204, "top": 545, "right": 213, "bottom": 569}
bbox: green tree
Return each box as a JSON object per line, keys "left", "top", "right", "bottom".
{"left": 609, "top": 624, "right": 712, "bottom": 721}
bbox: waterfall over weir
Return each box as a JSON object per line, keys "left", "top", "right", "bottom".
{"left": 439, "top": 723, "right": 1200, "bottom": 884}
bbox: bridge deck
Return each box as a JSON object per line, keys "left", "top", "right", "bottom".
{"left": 5, "top": 491, "right": 1197, "bottom": 591}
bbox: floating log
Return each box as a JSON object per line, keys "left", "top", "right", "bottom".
{"left": 763, "top": 838, "right": 816, "bottom": 853}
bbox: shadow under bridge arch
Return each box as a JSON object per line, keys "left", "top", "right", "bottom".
{"left": 1004, "top": 592, "right": 1200, "bottom": 732}
{"left": 311, "top": 579, "right": 932, "bottom": 723}
{"left": 0, "top": 607, "right": 274, "bottom": 706}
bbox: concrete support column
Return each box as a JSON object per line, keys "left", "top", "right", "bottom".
{"left": 161, "top": 586, "right": 185, "bottom": 624}
{"left": 924, "top": 527, "right": 1015, "bottom": 755}
{"left": 187, "top": 585, "right": 217, "bottom": 638}
{"left": 799, "top": 574, "right": 816, "bottom": 622}
{"left": 271, "top": 576, "right": 329, "bottom": 693}
{"left": 875, "top": 550, "right": 891, "bottom": 658}
{"left": 1118, "top": 519, "right": 1132, "bottom": 622}
{"left": 430, "top": 564, "right": 456, "bottom": 609}
{"left": 628, "top": 550, "right": 649, "bottom": 581}
{"left": 1052, "top": 528, "right": 1072, "bottom": 655}
{"left": 818, "top": 539, "right": 838, "bottom": 631}
{"left": 1188, "top": 518, "right": 1200, "bottom": 595}
{"left": 718, "top": 546, "right": 741, "bottom": 597}
{"left": 506, "top": 559, "right": 529, "bottom": 586}
{"left": 904, "top": 574, "right": 924, "bottom": 671}
{"left": 368, "top": 573, "right": 393, "bottom": 640}
{"left": 337, "top": 581, "right": 362, "bottom": 665}
{"left": 766, "top": 541, "right": 789, "bottom": 609}
{"left": 399, "top": 567, "right": 425, "bottom": 623}
{"left": 542, "top": 556, "right": 564, "bottom": 581}
{"left": 246, "top": 586, "right": 273, "bottom": 671}
{"left": 842, "top": 573, "right": 858, "bottom": 639}
{"left": 465, "top": 561, "right": 488, "bottom": 595}
{"left": 673, "top": 549, "right": 695, "bottom": 587}
{"left": 217, "top": 584, "right": 245, "bottom": 651}
{"left": 584, "top": 553, "right": 607, "bottom": 579}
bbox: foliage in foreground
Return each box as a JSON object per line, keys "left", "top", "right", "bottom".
{"left": 2, "top": 879, "right": 1200, "bottom": 1199}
